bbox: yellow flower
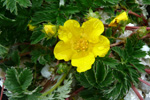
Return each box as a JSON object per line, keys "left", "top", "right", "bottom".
{"left": 54, "top": 18, "right": 110, "bottom": 72}
{"left": 44, "top": 25, "right": 56, "bottom": 35}
{"left": 28, "top": 24, "right": 36, "bottom": 31}
{"left": 109, "top": 11, "right": 128, "bottom": 27}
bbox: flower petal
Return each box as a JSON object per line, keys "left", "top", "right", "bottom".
{"left": 109, "top": 12, "right": 128, "bottom": 27}
{"left": 54, "top": 41, "right": 73, "bottom": 61}
{"left": 58, "top": 20, "right": 81, "bottom": 42}
{"left": 82, "top": 18, "right": 104, "bottom": 43}
{"left": 71, "top": 53, "right": 95, "bottom": 72}
{"left": 92, "top": 35, "right": 110, "bottom": 57}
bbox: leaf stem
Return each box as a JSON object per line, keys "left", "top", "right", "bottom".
{"left": 41, "top": 65, "right": 72, "bottom": 96}
{"left": 131, "top": 83, "right": 144, "bottom": 100}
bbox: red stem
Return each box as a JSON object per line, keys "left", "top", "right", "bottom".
{"left": 0, "top": 77, "right": 6, "bottom": 100}
{"left": 65, "top": 98, "right": 69, "bottom": 100}
{"left": 139, "top": 78, "right": 150, "bottom": 86}
{"left": 71, "top": 86, "right": 84, "bottom": 96}
{"left": 65, "top": 86, "right": 84, "bottom": 100}
{"left": 131, "top": 83, "right": 144, "bottom": 100}
{"left": 128, "top": 11, "right": 141, "bottom": 18}
{"left": 125, "top": 26, "right": 150, "bottom": 30}
{"left": 145, "top": 69, "right": 150, "bottom": 74}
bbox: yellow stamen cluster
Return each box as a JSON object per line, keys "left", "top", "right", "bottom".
{"left": 74, "top": 38, "right": 89, "bottom": 52}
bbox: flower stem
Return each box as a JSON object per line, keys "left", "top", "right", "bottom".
{"left": 131, "top": 83, "right": 144, "bottom": 100}
{"left": 139, "top": 78, "right": 150, "bottom": 86}
{"left": 41, "top": 65, "right": 72, "bottom": 96}
{"left": 0, "top": 77, "right": 5, "bottom": 100}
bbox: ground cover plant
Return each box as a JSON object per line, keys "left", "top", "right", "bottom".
{"left": 0, "top": 0, "right": 150, "bottom": 100}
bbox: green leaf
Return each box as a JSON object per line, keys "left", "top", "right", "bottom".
{"left": 56, "top": 15, "right": 66, "bottom": 25}
{"left": 113, "top": 70, "right": 126, "bottom": 83}
{"left": 0, "top": 44, "right": 8, "bottom": 57}
{"left": 132, "top": 50, "right": 146, "bottom": 58}
{"left": 100, "top": 71, "right": 113, "bottom": 87}
{"left": 11, "top": 50, "right": 20, "bottom": 66}
{"left": 4, "top": 68, "right": 22, "bottom": 93}
{"left": 101, "top": 57, "right": 119, "bottom": 67}
{"left": 95, "top": 61, "right": 106, "bottom": 83}
{"left": 76, "top": 0, "right": 93, "bottom": 8}
{"left": 84, "top": 69, "right": 97, "bottom": 86}
{"left": 1, "top": 0, "right": 31, "bottom": 14}
{"left": 79, "top": 88, "right": 100, "bottom": 100}
{"left": 125, "top": 38, "right": 133, "bottom": 55}
{"left": 143, "top": 0, "right": 150, "bottom": 4}
{"left": 16, "top": 0, "right": 31, "bottom": 8}
{"left": 129, "top": 59, "right": 145, "bottom": 73}
{"left": 112, "top": 46, "right": 127, "bottom": 60}
{"left": 30, "top": 27, "right": 45, "bottom": 44}
{"left": 19, "top": 68, "right": 33, "bottom": 90}
{"left": 4, "top": 68, "right": 33, "bottom": 93}
{"left": 61, "top": 6, "right": 80, "bottom": 14}
{"left": 31, "top": 0, "right": 43, "bottom": 7}
{"left": 128, "top": 68, "right": 140, "bottom": 86}
{"left": 75, "top": 73, "right": 92, "bottom": 88}
{"left": 103, "top": 83, "right": 122, "bottom": 100}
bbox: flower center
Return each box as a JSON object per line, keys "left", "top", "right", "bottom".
{"left": 73, "top": 38, "right": 89, "bottom": 52}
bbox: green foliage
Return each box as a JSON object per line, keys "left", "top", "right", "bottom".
{"left": 31, "top": 48, "right": 52, "bottom": 65}
{"left": 30, "top": 26, "right": 45, "bottom": 44}
{"left": 4, "top": 67, "right": 42, "bottom": 100}
{"left": 143, "top": 0, "right": 150, "bottom": 4}
{"left": 42, "top": 74, "right": 73, "bottom": 100}
{"left": 11, "top": 50, "right": 20, "bottom": 66}
{"left": 0, "top": 0, "right": 149, "bottom": 100}
{"left": 0, "top": 44, "right": 8, "bottom": 57}
{"left": 76, "top": 36, "right": 146, "bottom": 100}
{"left": 1, "top": 0, "right": 31, "bottom": 14}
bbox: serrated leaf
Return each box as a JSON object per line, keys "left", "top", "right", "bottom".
{"left": 56, "top": 15, "right": 66, "bottom": 25}
{"left": 11, "top": 50, "right": 20, "bottom": 66}
{"left": 30, "top": 27, "right": 45, "bottom": 44}
{"left": 4, "top": 68, "right": 33, "bottom": 93}
{"left": 132, "top": 50, "right": 146, "bottom": 58}
{"left": 61, "top": 6, "right": 80, "bottom": 14}
{"left": 100, "top": 71, "right": 113, "bottom": 87}
{"left": 143, "top": 0, "right": 150, "bottom": 4}
{"left": 103, "top": 83, "right": 122, "bottom": 100}
{"left": 0, "top": 44, "right": 8, "bottom": 57}
{"left": 16, "top": 0, "right": 31, "bottom": 8}
{"left": 112, "top": 46, "right": 127, "bottom": 60}
{"left": 84, "top": 69, "right": 97, "bottom": 86}
{"left": 129, "top": 59, "right": 145, "bottom": 72}
{"left": 95, "top": 61, "right": 106, "bottom": 83}
{"left": 32, "top": 0, "right": 43, "bottom": 7}
{"left": 19, "top": 68, "right": 33, "bottom": 90}
{"left": 128, "top": 68, "right": 140, "bottom": 86}
{"left": 76, "top": 0, "right": 93, "bottom": 8}
{"left": 102, "top": 57, "right": 119, "bottom": 67}
{"left": 113, "top": 70, "right": 126, "bottom": 83}
{"left": 4, "top": 68, "right": 22, "bottom": 93}
{"left": 1, "top": 0, "right": 31, "bottom": 14}
{"left": 125, "top": 38, "right": 133, "bottom": 55}
{"left": 79, "top": 88, "right": 100, "bottom": 100}
{"left": 75, "top": 73, "right": 92, "bottom": 88}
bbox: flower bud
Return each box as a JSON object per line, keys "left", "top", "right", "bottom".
{"left": 27, "top": 24, "right": 36, "bottom": 31}
{"left": 44, "top": 24, "right": 56, "bottom": 38}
